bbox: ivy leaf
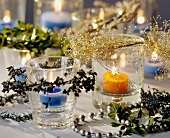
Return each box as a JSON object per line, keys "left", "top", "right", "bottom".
{"left": 108, "top": 112, "right": 117, "bottom": 119}
{"left": 111, "top": 122, "right": 121, "bottom": 127}
{"left": 148, "top": 117, "right": 154, "bottom": 127}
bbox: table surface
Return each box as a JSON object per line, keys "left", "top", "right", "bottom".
{"left": 0, "top": 50, "right": 170, "bottom": 138}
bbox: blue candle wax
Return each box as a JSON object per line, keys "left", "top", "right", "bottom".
{"left": 144, "top": 60, "right": 165, "bottom": 78}
{"left": 0, "top": 20, "right": 15, "bottom": 32}
{"left": 133, "top": 22, "right": 149, "bottom": 34}
{"left": 40, "top": 11, "right": 71, "bottom": 30}
{"left": 15, "top": 66, "right": 26, "bottom": 82}
{"left": 39, "top": 87, "right": 67, "bottom": 107}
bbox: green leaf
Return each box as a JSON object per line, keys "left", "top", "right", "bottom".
{"left": 131, "top": 128, "right": 140, "bottom": 135}
{"left": 161, "top": 118, "right": 170, "bottom": 123}
{"left": 108, "top": 112, "right": 117, "bottom": 119}
{"left": 111, "top": 122, "right": 121, "bottom": 127}
{"left": 148, "top": 117, "right": 154, "bottom": 127}
{"left": 31, "top": 48, "right": 38, "bottom": 53}
{"left": 139, "top": 127, "right": 146, "bottom": 133}
{"left": 18, "top": 20, "right": 25, "bottom": 26}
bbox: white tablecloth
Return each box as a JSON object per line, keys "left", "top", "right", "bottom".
{"left": 0, "top": 50, "right": 170, "bottom": 138}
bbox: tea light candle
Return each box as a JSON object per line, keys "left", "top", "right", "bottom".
{"left": 0, "top": 10, "right": 15, "bottom": 32}
{"left": 134, "top": 11, "right": 149, "bottom": 34}
{"left": 144, "top": 52, "right": 165, "bottom": 77}
{"left": 40, "top": 87, "right": 67, "bottom": 107}
{"left": 40, "top": 0, "right": 71, "bottom": 30}
{"left": 102, "top": 67, "right": 128, "bottom": 93}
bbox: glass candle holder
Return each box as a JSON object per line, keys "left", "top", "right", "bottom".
{"left": 118, "top": 0, "right": 158, "bottom": 34}
{"left": 0, "top": 0, "right": 26, "bottom": 32}
{"left": 25, "top": 56, "right": 80, "bottom": 129}
{"left": 92, "top": 34, "right": 144, "bottom": 112}
{"left": 71, "top": 7, "right": 118, "bottom": 33}
{"left": 34, "top": 0, "right": 84, "bottom": 31}
{"left": 2, "top": 48, "right": 31, "bottom": 68}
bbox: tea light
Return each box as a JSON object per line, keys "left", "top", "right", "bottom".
{"left": 134, "top": 10, "right": 149, "bottom": 33}
{"left": 40, "top": 87, "right": 67, "bottom": 107}
{"left": 102, "top": 67, "right": 128, "bottom": 93}
{"left": 40, "top": 0, "right": 71, "bottom": 30}
{"left": 144, "top": 52, "right": 165, "bottom": 77}
{"left": 0, "top": 10, "right": 15, "bottom": 32}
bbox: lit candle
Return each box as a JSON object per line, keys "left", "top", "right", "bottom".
{"left": 40, "top": 0, "right": 71, "bottom": 30}
{"left": 144, "top": 52, "right": 165, "bottom": 77}
{"left": 134, "top": 9, "right": 149, "bottom": 34}
{"left": 0, "top": 10, "right": 15, "bottom": 32}
{"left": 102, "top": 66, "right": 128, "bottom": 93}
{"left": 39, "top": 86, "right": 67, "bottom": 107}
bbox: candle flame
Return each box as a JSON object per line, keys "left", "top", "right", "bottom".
{"left": 137, "top": 9, "right": 145, "bottom": 24}
{"left": 54, "top": 0, "right": 62, "bottom": 12}
{"left": 137, "top": 15, "right": 145, "bottom": 24}
{"left": 111, "top": 66, "right": 119, "bottom": 75}
{"left": 3, "top": 10, "right": 11, "bottom": 23}
{"left": 151, "top": 51, "right": 158, "bottom": 61}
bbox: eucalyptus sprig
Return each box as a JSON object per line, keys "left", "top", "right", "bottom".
{"left": 108, "top": 88, "right": 170, "bottom": 137}
{"left": 0, "top": 21, "right": 67, "bottom": 55}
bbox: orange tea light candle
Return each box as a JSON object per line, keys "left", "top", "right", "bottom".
{"left": 102, "top": 72, "right": 128, "bottom": 94}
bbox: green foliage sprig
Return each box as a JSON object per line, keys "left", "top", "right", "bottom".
{"left": 1, "top": 65, "right": 96, "bottom": 107}
{"left": 0, "top": 21, "right": 67, "bottom": 55}
{"left": 108, "top": 88, "right": 170, "bottom": 137}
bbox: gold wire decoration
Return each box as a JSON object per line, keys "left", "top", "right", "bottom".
{"left": 64, "top": 31, "right": 144, "bottom": 65}
{"left": 72, "top": 0, "right": 142, "bottom": 33}
{"left": 143, "top": 16, "right": 170, "bottom": 67}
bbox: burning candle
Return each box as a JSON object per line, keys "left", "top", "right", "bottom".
{"left": 134, "top": 9, "right": 149, "bottom": 34}
{"left": 0, "top": 10, "right": 15, "bottom": 32}
{"left": 39, "top": 87, "right": 67, "bottom": 107}
{"left": 40, "top": 0, "right": 71, "bottom": 30}
{"left": 102, "top": 66, "right": 128, "bottom": 93}
{"left": 144, "top": 52, "right": 165, "bottom": 77}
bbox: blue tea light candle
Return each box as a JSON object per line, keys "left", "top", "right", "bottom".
{"left": 144, "top": 52, "right": 165, "bottom": 78}
{"left": 41, "top": 11, "right": 71, "bottom": 30}
{"left": 40, "top": 87, "right": 67, "bottom": 107}
{"left": 40, "top": 0, "right": 71, "bottom": 30}
{"left": 0, "top": 10, "right": 16, "bottom": 32}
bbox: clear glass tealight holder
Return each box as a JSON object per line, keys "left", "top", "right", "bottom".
{"left": 25, "top": 56, "right": 80, "bottom": 129}
{"left": 92, "top": 34, "right": 144, "bottom": 113}
{"left": 34, "top": 0, "right": 84, "bottom": 31}
{"left": 71, "top": 7, "right": 119, "bottom": 33}
{"left": 0, "top": 0, "right": 26, "bottom": 32}
{"left": 2, "top": 48, "right": 31, "bottom": 68}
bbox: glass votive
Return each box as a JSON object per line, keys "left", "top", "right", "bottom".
{"left": 92, "top": 34, "right": 144, "bottom": 112}
{"left": 144, "top": 31, "right": 168, "bottom": 80}
{"left": 25, "top": 56, "right": 80, "bottom": 129}
{"left": 0, "top": 0, "right": 26, "bottom": 32}
{"left": 2, "top": 48, "right": 31, "bottom": 68}
{"left": 71, "top": 7, "right": 118, "bottom": 33}
{"left": 118, "top": 0, "right": 158, "bottom": 34}
{"left": 34, "top": 0, "right": 84, "bottom": 31}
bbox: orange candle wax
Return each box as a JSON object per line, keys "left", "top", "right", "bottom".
{"left": 102, "top": 72, "right": 128, "bottom": 93}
